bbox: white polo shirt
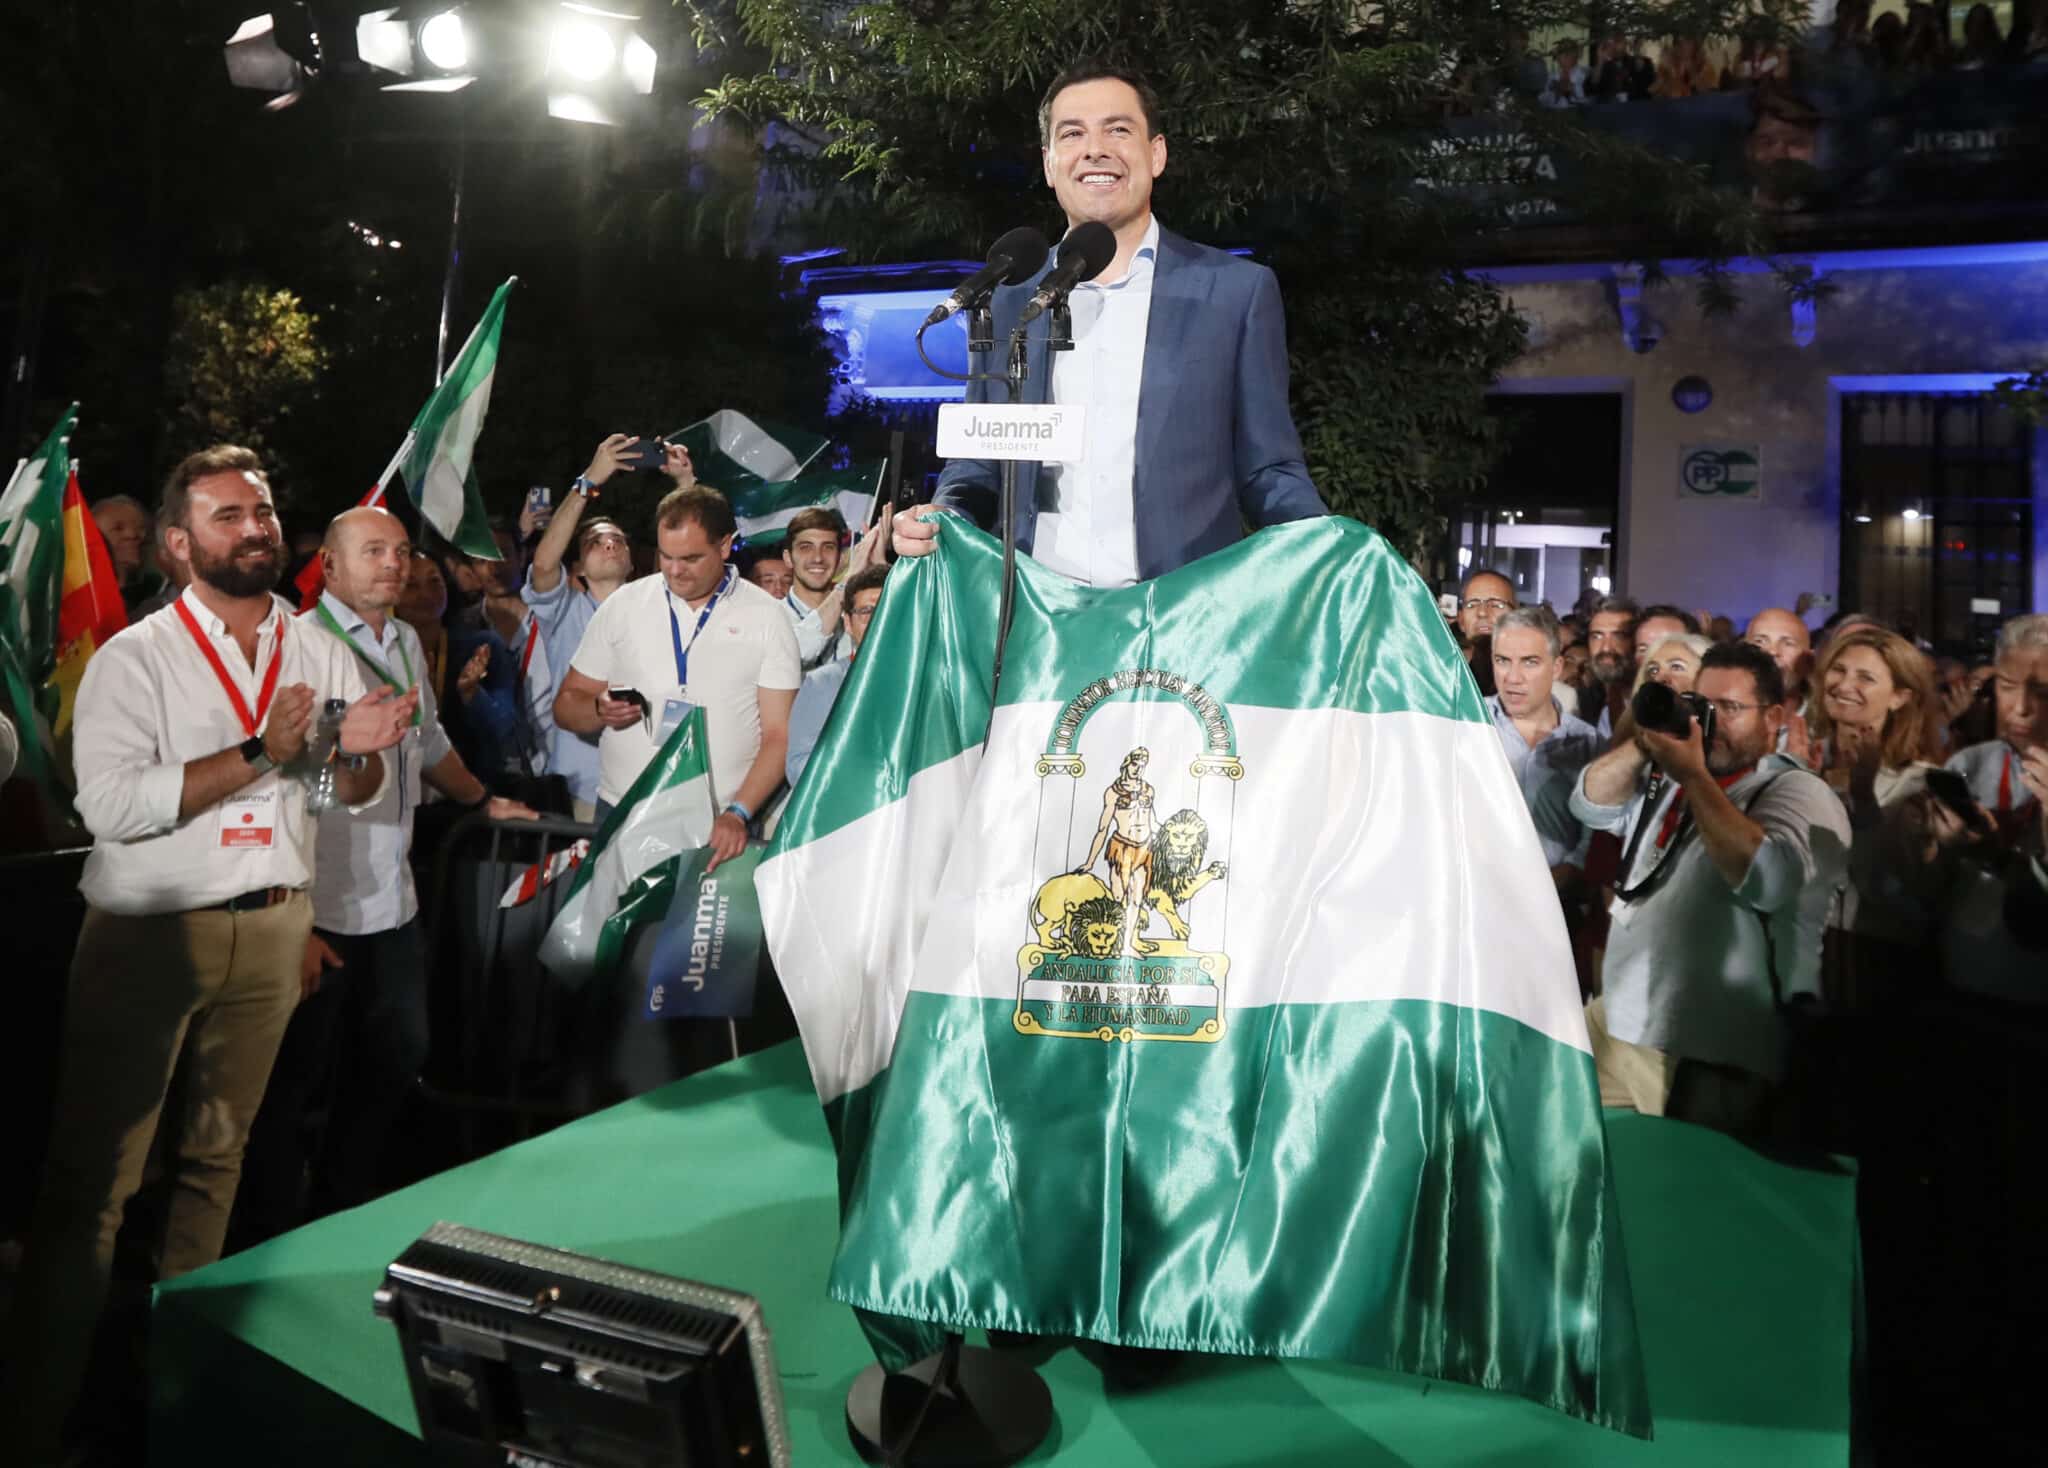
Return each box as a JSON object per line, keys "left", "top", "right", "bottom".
{"left": 72, "top": 585, "right": 377, "bottom": 916}
{"left": 568, "top": 570, "right": 801, "bottom": 806}
{"left": 308, "top": 592, "right": 455, "bottom": 936}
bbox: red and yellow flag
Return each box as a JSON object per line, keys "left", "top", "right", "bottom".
{"left": 45, "top": 469, "right": 128, "bottom": 737}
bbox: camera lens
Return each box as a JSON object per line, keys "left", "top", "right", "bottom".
{"left": 1630, "top": 680, "right": 1691, "bottom": 738}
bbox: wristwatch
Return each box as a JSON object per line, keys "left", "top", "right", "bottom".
{"left": 239, "top": 734, "right": 275, "bottom": 774}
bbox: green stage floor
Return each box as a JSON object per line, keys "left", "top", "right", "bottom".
{"left": 153, "top": 1040, "right": 1856, "bottom": 1465}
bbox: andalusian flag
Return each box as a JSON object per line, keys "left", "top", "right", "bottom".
{"left": 760, "top": 516, "right": 1650, "bottom": 1434}
{"left": 539, "top": 709, "right": 718, "bottom": 984}
{"left": 45, "top": 466, "right": 128, "bottom": 737}
{"left": 668, "top": 410, "right": 829, "bottom": 497}
{"left": 382, "top": 278, "right": 514, "bottom": 558}
{"left": 0, "top": 404, "right": 78, "bottom": 673}
{"left": 727, "top": 463, "right": 885, "bottom": 551}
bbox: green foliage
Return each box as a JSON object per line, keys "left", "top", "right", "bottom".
{"left": 162, "top": 284, "right": 330, "bottom": 491}
{"left": 1993, "top": 367, "right": 2048, "bottom": 427}
{"left": 688, "top": 0, "right": 1811, "bottom": 569}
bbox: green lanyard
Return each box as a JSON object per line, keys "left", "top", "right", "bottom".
{"left": 313, "top": 601, "right": 422, "bottom": 727}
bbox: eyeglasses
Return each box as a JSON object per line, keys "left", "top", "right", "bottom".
{"left": 847, "top": 604, "right": 878, "bottom": 621}
{"left": 1462, "top": 598, "right": 1513, "bottom": 613}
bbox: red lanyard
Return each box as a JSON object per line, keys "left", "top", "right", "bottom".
{"left": 173, "top": 597, "right": 286, "bottom": 737}
{"left": 1998, "top": 750, "right": 2015, "bottom": 812}
{"left": 1653, "top": 767, "right": 1753, "bottom": 849}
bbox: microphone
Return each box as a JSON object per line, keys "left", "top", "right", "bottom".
{"left": 1014, "top": 222, "right": 1117, "bottom": 328}
{"left": 922, "top": 226, "right": 1051, "bottom": 328}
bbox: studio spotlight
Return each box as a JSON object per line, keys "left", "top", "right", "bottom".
{"left": 224, "top": 7, "right": 319, "bottom": 101}
{"left": 418, "top": 9, "right": 468, "bottom": 71}
{"left": 544, "top": 4, "right": 657, "bottom": 126}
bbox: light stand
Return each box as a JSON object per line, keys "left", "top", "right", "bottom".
{"left": 845, "top": 1332, "right": 1054, "bottom": 1467}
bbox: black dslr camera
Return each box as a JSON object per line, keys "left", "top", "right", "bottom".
{"left": 1632, "top": 680, "right": 1716, "bottom": 751}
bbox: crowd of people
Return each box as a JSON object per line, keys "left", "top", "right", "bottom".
{"left": 1452, "top": 567, "right": 2047, "bottom": 1138}
{"left": 0, "top": 436, "right": 896, "bottom": 1463}
{"left": 1513, "top": 2, "right": 2048, "bottom": 110}
{"left": 1, "top": 439, "right": 2039, "bottom": 1458}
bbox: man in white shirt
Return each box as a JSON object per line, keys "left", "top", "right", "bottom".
{"left": 0, "top": 447, "right": 417, "bottom": 1464}
{"left": 554, "top": 485, "right": 800, "bottom": 867}
{"left": 895, "top": 61, "right": 1324, "bottom": 582}
{"left": 780, "top": 506, "right": 855, "bottom": 672}
{"left": 233, "top": 507, "right": 535, "bottom": 1246}
{"left": 1570, "top": 642, "right": 1849, "bottom": 1134}
{"left": 1487, "top": 607, "right": 1601, "bottom": 881}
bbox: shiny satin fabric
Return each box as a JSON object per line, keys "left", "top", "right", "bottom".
{"left": 771, "top": 515, "right": 1649, "bottom": 1435}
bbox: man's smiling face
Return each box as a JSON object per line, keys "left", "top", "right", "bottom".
{"left": 1042, "top": 76, "right": 1166, "bottom": 234}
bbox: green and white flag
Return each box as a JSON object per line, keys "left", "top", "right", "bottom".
{"left": 728, "top": 463, "right": 885, "bottom": 551}
{"left": 760, "top": 515, "right": 1650, "bottom": 1435}
{"left": 381, "top": 278, "right": 514, "bottom": 559}
{"left": 0, "top": 404, "right": 78, "bottom": 672}
{"left": 669, "top": 410, "right": 829, "bottom": 497}
{"left": 540, "top": 708, "right": 717, "bottom": 985}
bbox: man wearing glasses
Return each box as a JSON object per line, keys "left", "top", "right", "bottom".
{"left": 522, "top": 435, "right": 679, "bottom": 822}
{"left": 1570, "top": 641, "right": 1849, "bottom": 1134}
{"left": 1456, "top": 569, "right": 1516, "bottom": 696}
{"left": 785, "top": 564, "right": 889, "bottom": 787}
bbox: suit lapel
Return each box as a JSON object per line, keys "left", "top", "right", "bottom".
{"left": 1134, "top": 230, "right": 1204, "bottom": 572}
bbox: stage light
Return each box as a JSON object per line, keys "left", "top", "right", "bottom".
{"left": 551, "top": 17, "right": 616, "bottom": 82}
{"left": 418, "top": 9, "right": 468, "bottom": 71}
{"left": 1853, "top": 513, "right": 1873, "bottom": 524}
{"left": 1591, "top": 574, "right": 1612, "bottom": 594}
{"left": 545, "top": 5, "right": 658, "bottom": 124}
{"left": 1901, "top": 506, "right": 1923, "bottom": 521}
{"left": 224, "top": 8, "right": 317, "bottom": 98}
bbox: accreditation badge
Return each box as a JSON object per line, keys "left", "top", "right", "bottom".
{"left": 219, "top": 776, "right": 280, "bottom": 849}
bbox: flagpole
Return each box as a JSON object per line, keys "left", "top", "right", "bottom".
{"left": 434, "top": 113, "right": 469, "bottom": 386}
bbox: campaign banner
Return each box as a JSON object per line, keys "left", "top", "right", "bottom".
{"left": 642, "top": 846, "right": 766, "bottom": 1020}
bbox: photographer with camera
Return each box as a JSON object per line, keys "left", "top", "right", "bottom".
{"left": 1570, "top": 642, "right": 1849, "bottom": 1133}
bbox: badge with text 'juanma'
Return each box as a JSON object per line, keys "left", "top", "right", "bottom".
{"left": 1016, "top": 668, "right": 1242, "bottom": 1045}
{"left": 935, "top": 403, "right": 1086, "bottom": 462}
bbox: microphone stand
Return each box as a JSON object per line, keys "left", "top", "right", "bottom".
{"left": 985, "top": 299, "right": 1074, "bottom": 744}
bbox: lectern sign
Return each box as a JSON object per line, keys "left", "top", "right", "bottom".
{"left": 935, "top": 403, "right": 1086, "bottom": 462}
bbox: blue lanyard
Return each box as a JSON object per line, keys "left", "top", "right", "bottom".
{"left": 667, "top": 566, "right": 734, "bottom": 688}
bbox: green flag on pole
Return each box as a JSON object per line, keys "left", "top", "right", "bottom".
{"left": 727, "top": 462, "right": 885, "bottom": 551}
{"left": 540, "top": 707, "right": 718, "bottom": 985}
{"left": 383, "top": 278, "right": 514, "bottom": 559}
{"left": 0, "top": 404, "right": 79, "bottom": 675}
{"left": 759, "top": 515, "right": 1651, "bottom": 1436}
{"left": 669, "top": 410, "right": 830, "bottom": 498}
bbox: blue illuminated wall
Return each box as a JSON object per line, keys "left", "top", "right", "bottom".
{"left": 817, "top": 288, "right": 969, "bottom": 408}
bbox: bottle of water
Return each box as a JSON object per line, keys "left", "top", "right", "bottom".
{"left": 305, "top": 698, "right": 348, "bottom": 816}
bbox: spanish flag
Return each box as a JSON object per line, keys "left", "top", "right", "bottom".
{"left": 44, "top": 467, "right": 127, "bottom": 738}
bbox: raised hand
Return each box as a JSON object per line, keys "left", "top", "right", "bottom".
{"left": 456, "top": 643, "right": 491, "bottom": 702}
{"left": 582, "top": 433, "right": 637, "bottom": 489}
{"left": 339, "top": 685, "right": 421, "bottom": 755}
{"left": 891, "top": 503, "right": 949, "bottom": 559}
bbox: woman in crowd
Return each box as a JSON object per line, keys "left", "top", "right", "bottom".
{"left": 1654, "top": 34, "right": 1718, "bottom": 96}
{"left": 1806, "top": 626, "right": 1941, "bottom": 1004}
{"left": 1638, "top": 631, "right": 1712, "bottom": 694}
{"left": 1957, "top": 4, "right": 2004, "bottom": 68}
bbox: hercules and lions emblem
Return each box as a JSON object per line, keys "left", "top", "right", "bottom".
{"left": 1016, "top": 669, "right": 1243, "bottom": 1045}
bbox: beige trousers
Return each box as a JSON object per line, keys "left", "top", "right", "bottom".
{"left": 1585, "top": 996, "right": 1776, "bottom": 1135}
{"left": 0, "top": 893, "right": 310, "bottom": 1465}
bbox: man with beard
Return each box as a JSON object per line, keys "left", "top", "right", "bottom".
{"left": 0, "top": 447, "right": 417, "bottom": 1463}
{"left": 1570, "top": 642, "right": 1849, "bottom": 1133}
{"left": 1581, "top": 595, "right": 1640, "bottom": 738}
{"left": 233, "top": 507, "right": 535, "bottom": 1247}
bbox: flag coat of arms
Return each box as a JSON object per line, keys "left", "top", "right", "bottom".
{"left": 759, "top": 515, "right": 1651, "bottom": 1435}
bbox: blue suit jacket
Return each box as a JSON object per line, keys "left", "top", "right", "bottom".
{"left": 932, "top": 226, "right": 1326, "bottom": 581}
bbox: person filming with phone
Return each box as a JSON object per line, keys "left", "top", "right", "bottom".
{"left": 1570, "top": 642, "right": 1850, "bottom": 1134}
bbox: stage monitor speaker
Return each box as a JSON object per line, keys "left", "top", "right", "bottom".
{"left": 374, "top": 1222, "right": 790, "bottom": 1468}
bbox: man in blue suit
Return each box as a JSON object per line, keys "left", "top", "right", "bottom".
{"left": 892, "top": 61, "right": 1326, "bottom": 583}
